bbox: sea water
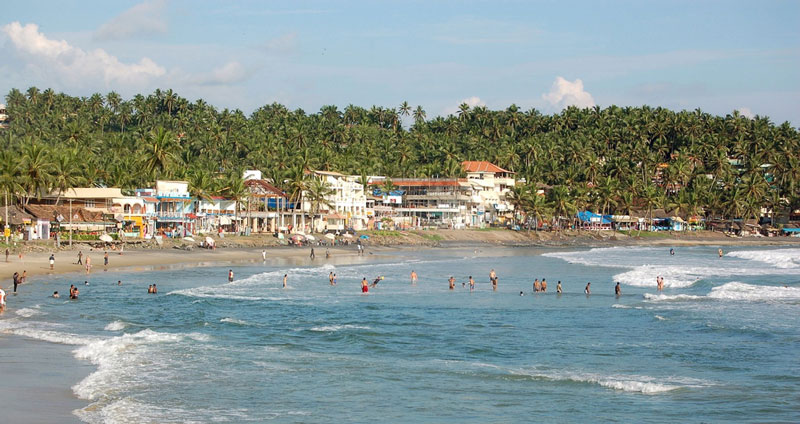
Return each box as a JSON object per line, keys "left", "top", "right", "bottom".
{"left": 1, "top": 245, "right": 799, "bottom": 423}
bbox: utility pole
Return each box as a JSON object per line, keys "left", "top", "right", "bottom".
{"left": 4, "top": 190, "right": 8, "bottom": 244}
{"left": 69, "top": 199, "right": 73, "bottom": 247}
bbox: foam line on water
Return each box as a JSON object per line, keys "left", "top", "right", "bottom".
{"left": 510, "top": 368, "right": 704, "bottom": 394}
{"left": 727, "top": 248, "right": 800, "bottom": 269}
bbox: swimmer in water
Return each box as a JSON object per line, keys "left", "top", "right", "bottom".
{"left": 556, "top": 281, "right": 562, "bottom": 294}
{"left": 615, "top": 282, "right": 621, "bottom": 296}
{"left": 332, "top": 274, "right": 337, "bottom": 285}
{"left": 448, "top": 276, "right": 455, "bottom": 290}
{"left": 410, "top": 270, "right": 418, "bottom": 285}
{"left": 541, "top": 279, "right": 547, "bottom": 292}
{"left": 584, "top": 282, "right": 591, "bottom": 295}
{"left": 52, "top": 291, "right": 59, "bottom": 298}
{"left": 519, "top": 291, "right": 524, "bottom": 296}
{"left": 669, "top": 248, "right": 674, "bottom": 256}
{"left": 329, "top": 272, "right": 334, "bottom": 286}
{"left": 152, "top": 284, "right": 157, "bottom": 294}
{"left": 370, "top": 276, "right": 384, "bottom": 288}
{"left": 489, "top": 269, "right": 497, "bottom": 291}
{"left": 718, "top": 248, "right": 723, "bottom": 258}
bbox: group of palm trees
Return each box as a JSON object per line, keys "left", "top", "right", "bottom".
{"left": 1, "top": 87, "right": 798, "bottom": 230}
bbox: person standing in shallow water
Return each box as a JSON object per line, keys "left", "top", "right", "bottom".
{"left": 448, "top": 276, "right": 455, "bottom": 290}
{"left": 556, "top": 281, "right": 562, "bottom": 294}
{"left": 615, "top": 282, "right": 621, "bottom": 296}
{"left": 584, "top": 282, "right": 591, "bottom": 294}
{"left": 541, "top": 279, "right": 547, "bottom": 292}
{"left": 228, "top": 269, "right": 234, "bottom": 282}
{"left": 282, "top": 274, "right": 287, "bottom": 289}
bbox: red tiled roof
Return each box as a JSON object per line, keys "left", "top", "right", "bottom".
{"left": 461, "top": 161, "right": 513, "bottom": 174}
{"left": 245, "top": 179, "right": 286, "bottom": 197}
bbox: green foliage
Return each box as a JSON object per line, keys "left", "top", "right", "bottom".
{"left": 1, "top": 88, "right": 798, "bottom": 224}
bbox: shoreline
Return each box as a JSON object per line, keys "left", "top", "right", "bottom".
{"left": 2, "top": 231, "right": 799, "bottom": 285}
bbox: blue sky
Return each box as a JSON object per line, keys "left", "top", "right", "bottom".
{"left": 2, "top": 0, "right": 798, "bottom": 124}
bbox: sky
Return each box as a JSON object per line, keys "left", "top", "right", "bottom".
{"left": 1, "top": 0, "right": 799, "bottom": 125}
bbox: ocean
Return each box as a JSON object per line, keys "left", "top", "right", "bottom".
{"left": 1, "top": 245, "right": 799, "bottom": 423}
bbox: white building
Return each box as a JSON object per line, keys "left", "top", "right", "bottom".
{"left": 462, "top": 161, "right": 517, "bottom": 224}
{"left": 302, "top": 170, "right": 369, "bottom": 232}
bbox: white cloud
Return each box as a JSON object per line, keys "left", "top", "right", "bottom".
{"left": 542, "top": 76, "right": 595, "bottom": 110}
{"left": 736, "top": 107, "right": 755, "bottom": 119}
{"left": 262, "top": 32, "right": 298, "bottom": 56}
{"left": 2, "top": 22, "right": 166, "bottom": 87}
{"left": 443, "top": 96, "right": 485, "bottom": 116}
{"left": 94, "top": 0, "right": 168, "bottom": 41}
{"left": 190, "top": 61, "right": 250, "bottom": 86}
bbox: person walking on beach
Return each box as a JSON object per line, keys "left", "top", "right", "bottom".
{"left": 20, "top": 270, "right": 27, "bottom": 284}
{"left": 615, "top": 282, "right": 621, "bottom": 296}
{"left": 556, "top": 281, "right": 562, "bottom": 294}
{"left": 104, "top": 251, "right": 109, "bottom": 267}
{"left": 5, "top": 247, "right": 9, "bottom": 262}
{"left": 448, "top": 276, "right": 455, "bottom": 290}
{"left": 77, "top": 250, "right": 83, "bottom": 265}
{"left": 310, "top": 248, "right": 315, "bottom": 260}
{"left": 228, "top": 270, "right": 234, "bottom": 282}
{"left": 85, "top": 256, "right": 92, "bottom": 274}
{"left": 325, "top": 248, "right": 330, "bottom": 259}
{"left": 49, "top": 254, "right": 55, "bottom": 270}
{"left": 584, "top": 282, "right": 591, "bottom": 295}
{"left": 541, "top": 279, "right": 547, "bottom": 292}
{"left": 361, "top": 277, "right": 369, "bottom": 293}
{"left": 282, "top": 274, "right": 287, "bottom": 289}
{"left": 261, "top": 249, "right": 267, "bottom": 261}
{"left": 410, "top": 270, "right": 418, "bottom": 285}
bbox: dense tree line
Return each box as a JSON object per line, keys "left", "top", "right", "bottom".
{"left": 1, "top": 87, "right": 798, "bottom": 224}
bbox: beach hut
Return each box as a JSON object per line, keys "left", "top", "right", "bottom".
{"left": 576, "top": 211, "right": 611, "bottom": 230}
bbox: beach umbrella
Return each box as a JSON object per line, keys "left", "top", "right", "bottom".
{"left": 183, "top": 237, "right": 195, "bottom": 243}
{"left": 290, "top": 234, "right": 305, "bottom": 241}
{"left": 205, "top": 236, "right": 215, "bottom": 246}
{"left": 305, "top": 234, "right": 316, "bottom": 241}
{"left": 359, "top": 235, "right": 370, "bottom": 240}
{"left": 324, "top": 233, "right": 335, "bottom": 240}
{"left": 99, "top": 234, "right": 113, "bottom": 242}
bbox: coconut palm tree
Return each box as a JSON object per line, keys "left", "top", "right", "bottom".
{"left": 304, "top": 177, "right": 335, "bottom": 233}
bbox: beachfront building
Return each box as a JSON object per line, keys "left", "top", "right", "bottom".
{"left": 243, "top": 172, "right": 289, "bottom": 233}
{"left": 462, "top": 161, "right": 517, "bottom": 225}
{"left": 152, "top": 181, "right": 194, "bottom": 237}
{"left": 0, "top": 104, "right": 8, "bottom": 129}
{"left": 301, "top": 170, "right": 369, "bottom": 232}
{"left": 195, "top": 197, "right": 238, "bottom": 234}
{"left": 376, "top": 178, "right": 477, "bottom": 229}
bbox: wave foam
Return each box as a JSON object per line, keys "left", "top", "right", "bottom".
{"left": 512, "top": 368, "right": 695, "bottom": 394}
{"left": 708, "top": 282, "right": 800, "bottom": 303}
{"left": 15, "top": 307, "right": 43, "bottom": 318}
{"left": 728, "top": 248, "right": 800, "bottom": 269}
{"left": 104, "top": 321, "right": 127, "bottom": 331}
{"left": 643, "top": 293, "right": 705, "bottom": 302}
{"left": 309, "top": 324, "right": 371, "bottom": 332}
{"left": 220, "top": 317, "right": 250, "bottom": 326}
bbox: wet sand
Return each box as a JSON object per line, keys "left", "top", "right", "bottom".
{"left": 0, "top": 334, "right": 91, "bottom": 423}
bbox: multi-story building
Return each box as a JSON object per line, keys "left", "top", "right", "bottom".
{"left": 303, "top": 170, "right": 369, "bottom": 232}
{"left": 462, "top": 161, "right": 517, "bottom": 224}
{"left": 151, "top": 181, "right": 194, "bottom": 237}
{"left": 374, "top": 178, "right": 477, "bottom": 229}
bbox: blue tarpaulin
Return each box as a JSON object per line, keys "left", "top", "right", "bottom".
{"left": 577, "top": 211, "right": 611, "bottom": 224}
